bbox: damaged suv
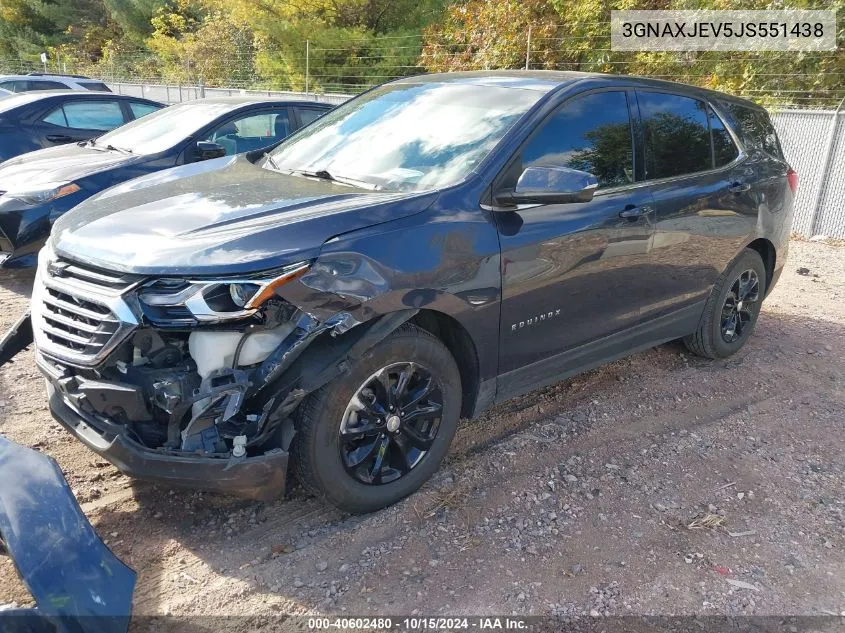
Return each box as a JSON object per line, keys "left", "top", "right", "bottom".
{"left": 19, "top": 72, "right": 794, "bottom": 513}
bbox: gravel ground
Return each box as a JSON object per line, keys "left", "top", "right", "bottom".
{"left": 0, "top": 239, "right": 843, "bottom": 621}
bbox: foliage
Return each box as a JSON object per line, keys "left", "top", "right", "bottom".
{"left": 0, "top": 0, "right": 841, "bottom": 105}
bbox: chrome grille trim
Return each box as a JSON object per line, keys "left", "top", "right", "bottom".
{"left": 32, "top": 253, "right": 141, "bottom": 367}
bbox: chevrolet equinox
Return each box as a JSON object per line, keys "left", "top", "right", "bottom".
{"left": 12, "top": 71, "right": 795, "bottom": 513}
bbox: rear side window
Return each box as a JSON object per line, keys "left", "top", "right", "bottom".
{"left": 129, "top": 101, "right": 161, "bottom": 119}
{"left": 0, "top": 80, "right": 27, "bottom": 93}
{"left": 638, "top": 92, "right": 711, "bottom": 179}
{"left": 724, "top": 103, "right": 783, "bottom": 159}
{"left": 61, "top": 101, "right": 125, "bottom": 130}
{"left": 28, "top": 80, "right": 67, "bottom": 91}
{"left": 521, "top": 91, "right": 634, "bottom": 189}
{"left": 709, "top": 107, "right": 739, "bottom": 167}
{"left": 42, "top": 108, "right": 69, "bottom": 127}
{"left": 81, "top": 82, "right": 112, "bottom": 92}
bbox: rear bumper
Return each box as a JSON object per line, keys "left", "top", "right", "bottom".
{"left": 45, "top": 381, "right": 289, "bottom": 502}
{"left": 0, "top": 436, "right": 136, "bottom": 632}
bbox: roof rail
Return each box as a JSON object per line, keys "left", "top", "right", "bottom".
{"left": 26, "top": 72, "right": 91, "bottom": 79}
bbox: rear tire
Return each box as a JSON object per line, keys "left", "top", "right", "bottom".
{"left": 684, "top": 248, "right": 766, "bottom": 359}
{"left": 292, "top": 323, "right": 461, "bottom": 514}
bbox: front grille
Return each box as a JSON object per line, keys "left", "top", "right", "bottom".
{"left": 32, "top": 255, "right": 142, "bottom": 367}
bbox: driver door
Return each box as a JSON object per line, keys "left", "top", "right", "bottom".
{"left": 494, "top": 89, "right": 656, "bottom": 396}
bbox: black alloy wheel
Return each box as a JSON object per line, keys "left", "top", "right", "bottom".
{"left": 339, "top": 362, "right": 443, "bottom": 485}
{"left": 720, "top": 269, "right": 760, "bottom": 343}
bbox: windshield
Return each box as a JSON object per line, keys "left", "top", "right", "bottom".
{"left": 267, "top": 82, "right": 543, "bottom": 192}
{"left": 95, "top": 102, "right": 242, "bottom": 154}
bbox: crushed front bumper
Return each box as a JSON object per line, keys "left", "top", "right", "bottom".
{"left": 44, "top": 380, "right": 289, "bottom": 501}
{"left": 0, "top": 435, "right": 136, "bottom": 633}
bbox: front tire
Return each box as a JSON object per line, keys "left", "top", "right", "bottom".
{"left": 292, "top": 323, "right": 461, "bottom": 513}
{"left": 684, "top": 248, "right": 767, "bottom": 359}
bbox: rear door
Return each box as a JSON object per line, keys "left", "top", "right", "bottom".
{"left": 635, "top": 90, "right": 755, "bottom": 321}
{"left": 33, "top": 99, "right": 129, "bottom": 146}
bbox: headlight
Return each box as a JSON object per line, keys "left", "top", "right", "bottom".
{"left": 5, "top": 182, "right": 81, "bottom": 205}
{"left": 138, "top": 262, "right": 310, "bottom": 324}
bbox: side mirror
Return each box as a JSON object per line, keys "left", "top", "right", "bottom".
{"left": 493, "top": 166, "right": 598, "bottom": 207}
{"left": 195, "top": 141, "right": 226, "bottom": 161}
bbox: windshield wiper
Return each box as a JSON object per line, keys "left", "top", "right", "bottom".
{"left": 263, "top": 152, "right": 280, "bottom": 171}
{"left": 80, "top": 139, "right": 132, "bottom": 154}
{"left": 285, "top": 168, "right": 379, "bottom": 191}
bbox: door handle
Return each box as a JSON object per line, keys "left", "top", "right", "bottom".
{"left": 46, "top": 134, "right": 72, "bottom": 143}
{"left": 619, "top": 204, "right": 652, "bottom": 219}
{"left": 729, "top": 182, "right": 751, "bottom": 194}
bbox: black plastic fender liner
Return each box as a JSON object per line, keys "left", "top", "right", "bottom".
{"left": 0, "top": 435, "right": 136, "bottom": 633}
{"left": 0, "top": 310, "right": 33, "bottom": 368}
{"left": 248, "top": 309, "right": 420, "bottom": 417}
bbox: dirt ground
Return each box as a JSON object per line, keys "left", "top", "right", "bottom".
{"left": 0, "top": 239, "right": 843, "bottom": 623}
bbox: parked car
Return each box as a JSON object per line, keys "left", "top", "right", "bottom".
{"left": 5, "top": 71, "right": 795, "bottom": 514}
{"left": 0, "top": 90, "right": 163, "bottom": 163}
{"left": 0, "top": 97, "right": 331, "bottom": 269}
{"left": 0, "top": 72, "right": 112, "bottom": 93}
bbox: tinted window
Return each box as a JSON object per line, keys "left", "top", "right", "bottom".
{"left": 269, "top": 82, "right": 542, "bottom": 193}
{"left": 296, "top": 108, "right": 325, "bottom": 127}
{"left": 709, "top": 107, "right": 738, "bottom": 167}
{"left": 208, "top": 111, "right": 291, "bottom": 155}
{"left": 81, "top": 82, "right": 111, "bottom": 92}
{"left": 62, "top": 101, "right": 125, "bottom": 130}
{"left": 725, "top": 103, "right": 783, "bottom": 159}
{"left": 42, "top": 108, "right": 68, "bottom": 127}
{"left": 521, "top": 91, "right": 633, "bottom": 189}
{"left": 129, "top": 101, "right": 160, "bottom": 119}
{"left": 28, "top": 80, "right": 66, "bottom": 91}
{"left": 0, "top": 80, "right": 28, "bottom": 93}
{"left": 638, "top": 92, "right": 711, "bottom": 179}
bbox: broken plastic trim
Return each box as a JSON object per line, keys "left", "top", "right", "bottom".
{"left": 0, "top": 310, "right": 32, "bottom": 367}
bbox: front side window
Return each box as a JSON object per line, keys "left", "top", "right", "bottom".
{"left": 207, "top": 110, "right": 292, "bottom": 155}
{"left": 42, "top": 108, "right": 68, "bottom": 127}
{"left": 268, "top": 82, "right": 543, "bottom": 192}
{"left": 62, "top": 101, "right": 125, "bottom": 130}
{"left": 129, "top": 102, "right": 160, "bottom": 119}
{"left": 520, "top": 91, "right": 634, "bottom": 189}
{"left": 296, "top": 108, "right": 325, "bottom": 128}
{"left": 638, "top": 92, "right": 711, "bottom": 179}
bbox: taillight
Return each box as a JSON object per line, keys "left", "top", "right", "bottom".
{"left": 787, "top": 168, "right": 798, "bottom": 194}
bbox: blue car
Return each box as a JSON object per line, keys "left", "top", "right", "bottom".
{"left": 0, "top": 90, "right": 163, "bottom": 162}
{"left": 0, "top": 97, "right": 332, "bottom": 268}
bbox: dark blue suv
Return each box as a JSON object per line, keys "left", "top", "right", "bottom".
{"left": 13, "top": 71, "right": 795, "bottom": 513}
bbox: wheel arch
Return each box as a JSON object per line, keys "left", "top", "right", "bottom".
{"left": 745, "top": 237, "right": 776, "bottom": 295}
{"left": 411, "top": 309, "right": 481, "bottom": 420}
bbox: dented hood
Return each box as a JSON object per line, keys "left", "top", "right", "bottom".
{"left": 51, "top": 154, "right": 436, "bottom": 275}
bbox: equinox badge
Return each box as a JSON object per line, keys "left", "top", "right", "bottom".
{"left": 511, "top": 309, "right": 562, "bottom": 331}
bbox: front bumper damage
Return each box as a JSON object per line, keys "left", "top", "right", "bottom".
{"left": 0, "top": 435, "right": 136, "bottom": 633}
{"left": 0, "top": 250, "right": 416, "bottom": 500}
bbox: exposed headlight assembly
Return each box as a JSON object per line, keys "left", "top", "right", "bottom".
{"left": 138, "top": 262, "right": 310, "bottom": 324}
{"left": 4, "top": 182, "right": 81, "bottom": 205}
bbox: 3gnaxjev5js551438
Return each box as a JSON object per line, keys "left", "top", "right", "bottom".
{"left": 11, "top": 71, "right": 795, "bottom": 513}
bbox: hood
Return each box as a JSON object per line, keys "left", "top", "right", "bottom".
{"left": 0, "top": 142, "right": 139, "bottom": 190}
{"left": 52, "top": 154, "right": 437, "bottom": 275}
